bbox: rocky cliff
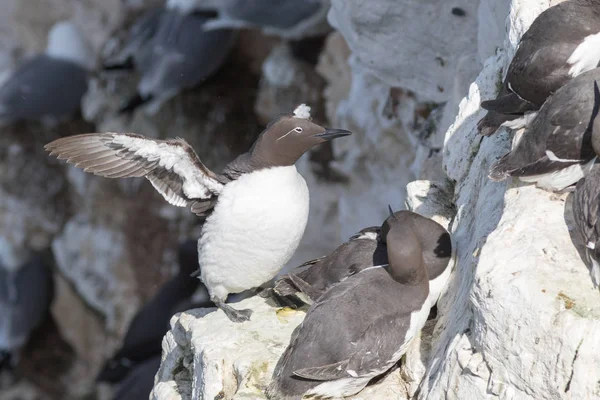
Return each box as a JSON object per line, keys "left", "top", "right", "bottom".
{"left": 1, "top": 0, "right": 599, "bottom": 399}
{"left": 151, "top": 0, "right": 600, "bottom": 399}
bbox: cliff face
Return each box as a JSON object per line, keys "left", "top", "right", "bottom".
{"left": 1, "top": 0, "right": 598, "bottom": 399}
{"left": 152, "top": 0, "right": 600, "bottom": 399}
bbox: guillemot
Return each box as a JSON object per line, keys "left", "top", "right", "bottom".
{"left": 266, "top": 211, "right": 451, "bottom": 400}
{"left": 572, "top": 164, "right": 600, "bottom": 287}
{"left": 112, "top": 355, "right": 161, "bottom": 400}
{"left": 489, "top": 71, "right": 600, "bottom": 192}
{"left": 273, "top": 209, "right": 452, "bottom": 306}
{"left": 104, "top": 0, "right": 235, "bottom": 114}
{"left": 97, "top": 240, "right": 206, "bottom": 383}
{"left": 478, "top": 0, "right": 600, "bottom": 136}
{"left": 45, "top": 104, "right": 351, "bottom": 322}
{"left": 200, "top": 0, "right": 330, "bottom": 39}
{"left": 0, "top": 251, "right": 54, "bottom": 371}
{"left": 0, "top": 21, "right": 93, "bottom": 124}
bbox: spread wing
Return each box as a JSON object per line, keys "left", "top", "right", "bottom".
{"left": 45, "top": 133, "right": 225, "bottom": 216}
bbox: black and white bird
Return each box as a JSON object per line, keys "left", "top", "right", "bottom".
{"left": 266, "top": 210, "right": 452, "bottom": 400}
{"left": 0, "top": 21, "right": 93, "bottom": 124}
{"left": 488, "top": 71, "right": 600, "bottom": 191}
{"left": 45, "top": 104, "right": 351, "bottom": 323}
{"left": 572, "top": 164, "right": 600, "bottom": 287}
{"left": 274, "top": 210, "right": 452, "bottom": 306}
{"left": 0, "top": 252, "right": 54, "bottom": 370}
{"left": 104, "top": 0, "right": 235, "bottom": 114}
{"left": 200, "top": 0, "right": 330, "bottom": 39}
{"left": 478, "top": 0, "right": 600, "bottom": 136}
{"left": 97, "top": 240, "right": 208, "bottom": 383}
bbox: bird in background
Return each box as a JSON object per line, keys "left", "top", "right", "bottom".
{"left": 266, "top": 209, "right": 452, "bottom": 400}
{"left": 0, "top": 251, "right": 54, "bottom": 372}
{"left": 489, "top": 73, "right": 600, "bottom": 192}
{"left": 199, "top": 0, "right": 331, "bottom": 40}
{"left": 97, "top": 239, "right": 209, "bottom": 383}
{"left": 273, "top": 209, "right": 453, "bottom": 307}
{"left": 0, "top": 21, "right": 94, "bottom": 125}
{"left": 103, "top": 0, "right": 235, "bottom": 115}
{"left": 478, "top": 0, "right": 600, "bottom": 136}
{"left": 45, "top": 104, "right": 352, "bottom": 323}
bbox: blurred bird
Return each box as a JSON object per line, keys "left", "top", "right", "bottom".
{"left": 104, "top": 0, "right": 236, "bottom": 115}
{"left": 0, "top": 252, "right": 54, "bottom": 371}
{"left": 478, "top": 0, "right": 600, "bottom": 136}
{"left": 0, "top": 21, "right": 94, "bottom": 124}
{"left": 266, "top": 210, "right": 452, "bottom": 400}
{"left": 45, "top": 104, "right": 352, "bottom": 323}
{"left": 274, "top": 210, "right": 452, "bottom": 306}
{"left": 112, "top": 355, "right": 161, "bottom": 400}
{"left": 489, "top": 72, "right": 600, "bottom": 192}
{"left": 201, "top": 0, "right": 331, "bottom": 39}
{"left": 572, "top": 164, "right": 600, "bottom": 287}
{"left": 97, "top": 240, "right": 209, "bottom": 383}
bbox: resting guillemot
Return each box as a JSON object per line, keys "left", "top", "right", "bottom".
{"left": 97, "top": 240, "right": 206, "bottom": 383}
{"left": 489, "top": 72, "right": 600, "bottom": 192}
{"left": 0, "top": 21, "right": 93, "bottom": 124}
{"left": 478, "top": 0, "right": 600, "bottom": 136}
{"left": 0, "top": 252, "right": 54, "bottom": 371}
{"left": 45, "top": 104, "right": 351, "bottom": 322}
{"left": 273, "top": 209, "right": 452, "bottom": 306}
{"left": 266, "top": 210, "right": 452, "bottom": 400}
{"left": 104, "top": 0, "right": 235, "bottom": 114}
{"left": 572, "top": 165, "right": 600, "bottom": 287}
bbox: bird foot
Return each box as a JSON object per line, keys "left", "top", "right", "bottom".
{"left": 217, "top": 302, "right": 253, "bottom": 323}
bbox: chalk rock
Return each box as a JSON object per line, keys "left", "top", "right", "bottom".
{"left": 328, "top": 0, "right": 480, "bottom": 102}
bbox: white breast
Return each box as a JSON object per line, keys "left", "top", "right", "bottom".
{"left": 568, "top": 32, "right": 600, "bottom": 77}
{"left": 198, "top": 166, "right": 309, "bottom": 300}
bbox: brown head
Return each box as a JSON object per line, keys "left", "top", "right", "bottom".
{"left": 381, "top": 207, "right": 429, "bottom": 285}
{"left": 250, "top": 104, "right": 352, "bottom": 167}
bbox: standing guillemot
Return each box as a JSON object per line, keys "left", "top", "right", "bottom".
{"left": 200, "top": 0, "right": 330, "bottom": 39}
{"left": 572, "top": 165, "right": 600, "bottom": 287}
{"left": 97, "top": 240, "right": 207, "bottom": 383}
{"left": 273, "top": 209, "right": 452, "bottom": 306}
{"left": 0, "top": 21, "right": 93, "bottom": 124}
{"left": 45, "top": 104, "right": 351, "bottom": 322}
{"left": 477, "top": 0, "right": 600, "bottom": 136}
{"left": 488, "top": 72, "right": 600, "bottom": 192}
{"left": 266, "top": 211, "right": 452, "bottom": 400}
{"left": 104, "top": 0, "right": 235, "bottom": 114}
{"left": 0, "top": 252, "right": 54, "bottom": 371}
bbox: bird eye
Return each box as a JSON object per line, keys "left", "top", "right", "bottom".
{"left": 294, "top": 127, "right": 303, "bottom": 133}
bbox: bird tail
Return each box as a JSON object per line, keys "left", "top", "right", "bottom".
{"left": 488, "top": 153, "right": 513, "bottom": 181}
{"left": 118, "top": 93, "right": 153, "bottom": 114}
{"left": 481, "top": 92, "right": 533, "bottom": 114}
{"left": 477, "top": 111, "right": 515, "bottom": 136}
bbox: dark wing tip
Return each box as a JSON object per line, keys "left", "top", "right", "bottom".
{"left": 488, "top": 156, "right": 511, "bottom": 181}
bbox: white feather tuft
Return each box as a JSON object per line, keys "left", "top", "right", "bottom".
{"left": 293, "top": 104, "right": 311, "bottom": 119}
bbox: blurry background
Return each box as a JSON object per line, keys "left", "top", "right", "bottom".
{"left": 0, "top": 0, "right": 481, "bottom": 398}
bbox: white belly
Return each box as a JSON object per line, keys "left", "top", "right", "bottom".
{"left": 198, "top": 166, "right": 309, "bottom": 300}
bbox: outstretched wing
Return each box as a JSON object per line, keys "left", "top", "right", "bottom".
{"left": 45, "top": 133, "right": 225, "bottom": 215}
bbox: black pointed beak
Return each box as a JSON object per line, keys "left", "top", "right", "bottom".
{"left": 313, "top": 128, "right": 352, "bottom": 140}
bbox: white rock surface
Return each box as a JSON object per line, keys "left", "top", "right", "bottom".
{"left": 328, "top": 0, "right": 480, "bottom": 103}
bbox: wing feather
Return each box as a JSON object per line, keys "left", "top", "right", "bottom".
{"left": 45, "top": 133, "right": 225, "bottom": 215}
